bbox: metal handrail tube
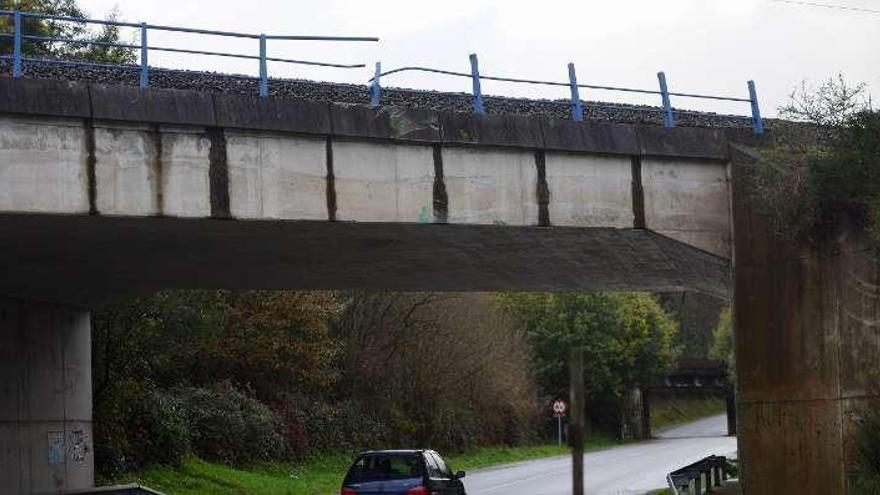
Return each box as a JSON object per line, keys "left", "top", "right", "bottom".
{"left": 371, "top": 66, "right": 663, "bottom": 95}
{"left": 668, "top": 91, "right": 751, "bottom": 102}
{"left": 0, "top": 9, "right": 378, "bottom": 42}
{"left": 16, "top": 34, "right": 140, "bottom": 50}
{"left": 18, "top": 57, "right": 140, "bottom": 70}
{"left": 1, "top": 34, "right": 367, "bottom": 69}
{"left": 0, "top": 9, "right": 140, "bottom": 28}
{"left": 149, "top": 45, "right": 367, "bottom": 68}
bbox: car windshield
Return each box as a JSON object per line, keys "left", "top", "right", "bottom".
{"left": 346, "top": 453, "right": 424, "bottom": 482}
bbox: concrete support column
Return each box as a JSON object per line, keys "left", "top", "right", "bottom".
{"left": 731, "top": 146, "right": 880, "bottom": 493}
{"left": 0, "top": 298, "right": 94, "bottom": 494}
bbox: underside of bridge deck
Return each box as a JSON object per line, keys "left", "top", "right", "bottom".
{"left": 0, "top": 213, "right": 729, "bottom": 308}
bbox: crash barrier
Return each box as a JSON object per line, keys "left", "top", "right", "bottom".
{"left": 666, "top": 455, "right": 734, "bottom": 494}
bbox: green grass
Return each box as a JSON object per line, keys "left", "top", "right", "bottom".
{"left": 650, "top": 396, "right": 727, "bottom": 432}
{"left": 110, "top": 438, "right": 617, "bottom": 495}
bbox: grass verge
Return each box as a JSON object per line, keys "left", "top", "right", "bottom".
{"left": 650, "top": 396, "right": 726, "bottom": 432}
{"left": 111, "top": 437, "right": 617, "bottom": 495}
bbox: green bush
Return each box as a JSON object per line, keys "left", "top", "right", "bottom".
{"left": 173, "top": 384, "right": 285, "bottom": 465}
{"left": 279, "top": 396, "right": 393, "bottom": 457}
{"left": 852, "top": 404, "right": 880, "bottom": 494}
{"left": 94, "top": 380, "right": 189, "bottom": 478}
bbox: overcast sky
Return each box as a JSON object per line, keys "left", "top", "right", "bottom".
{"left": 77, "top": 0, "right": 879, "bottom": 117}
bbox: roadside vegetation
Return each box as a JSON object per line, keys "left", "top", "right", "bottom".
{"left": 750, "top": 74, "right": 879, "bottom": 243}
{"left": 116, "top": 441, "right": 617, "bottom": 495}
{"left": 93, "top": 290, "right": 679, "bottom": 492}
{"left": 649, "top": 397, "right": 726, "bottom": 432}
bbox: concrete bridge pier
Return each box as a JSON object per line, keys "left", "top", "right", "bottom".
{"left": 0, "top": 298, "right": 94, "bottom": 494}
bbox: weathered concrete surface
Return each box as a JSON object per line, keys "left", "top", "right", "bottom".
{"left": 0, "top": 214, "right": 729, "bottom": 307}
{"left": 226, "top": 132, "right": 327, "bottom": 220}
{"left": 0, "top": 299, "right": 93, "bottom": 494}
{"left": 544, "top": 152, "right": 633, "bottom": 228}
{"left": 333, "top": 140, "right": 435, "bottom": 223}
{"left": 643, "top": 158, "right": 731, "bottom": 258}
{"left": 0, "top": 117, "right": 89, "bottom": 214}
{"left": 443, "top": 147, "right": 538, "bottom": 225}
{"left": 731, "top": 146, "right": 880, "bottom": 494}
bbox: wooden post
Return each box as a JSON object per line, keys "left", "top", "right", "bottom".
{"left": 726, "top": 390, "right": 737, "bottom": 436}
{"left": 570, "top": 347, "right": 585, "bottom": 495}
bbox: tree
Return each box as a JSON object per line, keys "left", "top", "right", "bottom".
{"left": 497, "top": 292, "right": 678, "bottom": 431}
{"left": 0, "top": 0, "right": 134, "bottom": 64}
{"left": 709, "top": 307, "right": 735, "bottom": 380}
{"left": 779, "top": 74, "right": 870, "bottom": 129}
{"left": 202, "top": 291, "right": 342, "bottom": 401}
{"left": 751, "top": 74, "right": 878, "bottom": 240}
{"left": 332, "top": 291, "right": 539, "bottom": 450}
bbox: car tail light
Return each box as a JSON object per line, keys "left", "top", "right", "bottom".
{"left": 406, "top": 486, "right": 429, "bottom": 495}
{"left": 340, "top": 488, "right": 356, "bottom": 495}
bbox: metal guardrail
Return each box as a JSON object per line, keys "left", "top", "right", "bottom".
{"left": 368, "top": 56, "right": 765, "bottom": 134}
{"left": 0, "top": 10, "right": 765, "bottom": 134}
{"left": 667, "top": 455, "right": 733, "bottom": 494}
{"left": 0, "top": 9, "right": 378, "bottom": 97}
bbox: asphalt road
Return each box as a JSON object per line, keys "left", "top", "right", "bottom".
{"left": 462, "top": 414, "right": 736, "bottom": 495}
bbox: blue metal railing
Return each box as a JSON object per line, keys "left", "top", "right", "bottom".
{"left": 0, "top": 10, "right": 764, "bottom": 134}
{"left": 0, "top": 9, "right": 378, "bottom": 97}
{"left": 368, "top": 54, "right": 765, "bottom": 134}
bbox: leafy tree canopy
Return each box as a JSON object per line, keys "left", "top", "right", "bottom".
{"left": 0, "top": 0, "right": 134, "bottom": 63}
{"left": 497, "top": 292, "right": 679, "bottom": 401}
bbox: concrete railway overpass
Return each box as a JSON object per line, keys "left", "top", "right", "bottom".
{"left": 0, "top": 76, "right": 875, "bottom": 494}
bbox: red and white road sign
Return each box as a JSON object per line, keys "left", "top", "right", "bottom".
{"left": 552, "top": 398, "right": 567, "bottom": 417}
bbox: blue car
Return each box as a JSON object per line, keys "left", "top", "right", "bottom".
{"left": 340, "top": 449, "right": 467, "bottom": 495}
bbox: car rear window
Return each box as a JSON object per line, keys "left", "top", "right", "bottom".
{"left": 346, "top": 453, "right": 424, "bottom": 482}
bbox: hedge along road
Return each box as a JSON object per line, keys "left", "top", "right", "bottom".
{"left": 462, "top": 414, "right": 736, "bottom": 495}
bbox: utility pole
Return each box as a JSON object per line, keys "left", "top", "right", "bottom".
{"left": 570, "top": 347, "right": 585, "bottom": 495}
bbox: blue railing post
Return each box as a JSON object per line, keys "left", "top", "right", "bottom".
{"left": 657, "top": 71, "right": 675, "bottom": 128}
{"left": 568, "top": 63, "right": 584, "bottom": 122}
{"left": 12, "top": 10, "right": 22, "bottom": 78}
{"left": 259, "top": 34, "right": 268, "bottom": 98}
{"left": 370, "top": 61, "right": 381, "bottom": 107}
{"left": 748, "top": 80, "right": 764, "bottom": 135}
{"left": 139, "top": 23, "right": 149, "bottom": 88}
{"left": 469, "top": 53, "right": 485, "bottom": 114}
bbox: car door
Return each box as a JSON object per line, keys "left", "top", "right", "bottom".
{"left": 425, "top": 451, "right": 459, "bottom": 495}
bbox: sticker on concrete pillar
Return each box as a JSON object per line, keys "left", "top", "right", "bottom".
{"left": 47, "top": 431, "right": 64, "bottom": 464}
{"left": 69, "top": 429, "right": 87, "bottom": 463}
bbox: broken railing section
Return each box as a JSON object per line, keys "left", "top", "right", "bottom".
{"left": 667, "top": 455, "right": 735, "bottom": 495}
{"left": 0, "top": 9, "right": 378, "bottom": 98}
{"left": 368, "top": 54, "right": 765, "bottom": 134}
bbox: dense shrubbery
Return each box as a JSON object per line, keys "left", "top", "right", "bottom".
{"left": 95, "top": 381, "right": 285, "bottom": 476}
{"left": 92, "top": 289, "right": 680, "bottom": 478}
{"left": 94, "top": 380, "right": 189, "bottom": 477}
{"left": 92, "top": 291, "right": 543, "bottom": 477}
{"left": 175, "top": 385, "right": 285, "bottom": 464}
{"left": 753, "top": 76, "right": 880, "bottom": 242}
